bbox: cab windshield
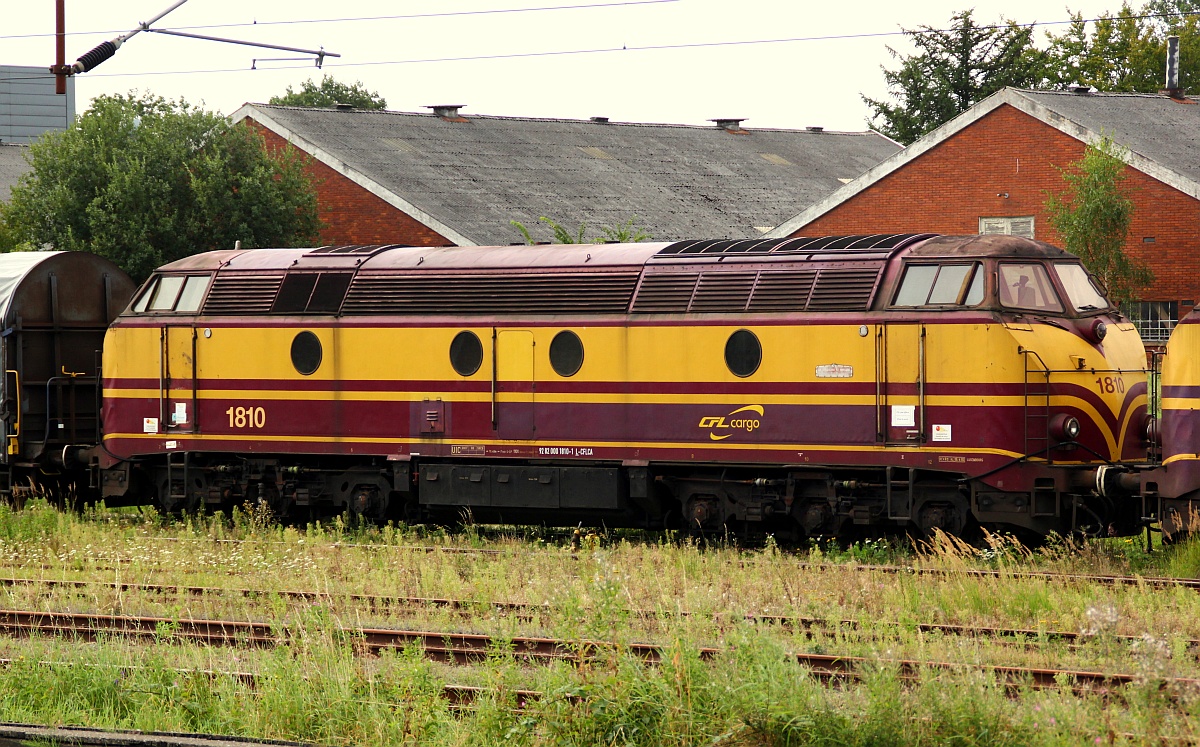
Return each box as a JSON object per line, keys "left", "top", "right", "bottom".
{"left": 998, "top": 263, "right": 1063, "bottom": 313}
{"left": 1055, "top": 263, "right": 1109, "bottom": 313}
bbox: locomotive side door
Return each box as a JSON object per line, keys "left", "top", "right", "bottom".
{"left": 879, "top": 323, "right": 925, "bottom": 445}
{"left": 494, "top": 329, "right": 535, "bottom": 440}
{"left": 159, "top": 325, "right": 198, "bottom": 435}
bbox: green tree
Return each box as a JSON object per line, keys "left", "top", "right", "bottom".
{"left": 0, "top": 204, "right": 21, "bottom": 253}
{"left": 510, "top": 216, "right": 652, "bottom": 244}
{"left": 269, "top": 75, "right": 387, "bottom": 110}
{"left": 1044, "top": 6, "right": 1162, "bottom": 91}
{"left": 1044, "top": 0, "right": 1200, "bottom": 92}
{"left": 863, "top": 10, "right": 1048, "bottom": 144}
{"left": 1044, "top": 137, "right": 1152, "bottom": 302}
{"left": 4, "top": 92, "right": 321, "bottom": 281}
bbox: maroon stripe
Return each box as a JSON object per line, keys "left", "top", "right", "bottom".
{"left": 1163, "top": 385, "right": 1200, "bottom": 399}
{"left": 103, "top": 376, "right": 1146, "bottom": 445}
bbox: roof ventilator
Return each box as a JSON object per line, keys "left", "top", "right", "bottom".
{"left": 710, "top": 118, "right": 748, "bottom": 133}
{"left": 427, "top": 104, "right": 468, "bottom": 121}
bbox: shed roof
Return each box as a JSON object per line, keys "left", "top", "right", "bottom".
{"left": 232, "top": 104, "right": 900, "bottom": 247}
{"left": 0, "top": 144, "right": 29, "bottom": 203}
{"left": 766, "top": 87, "right": 1200, "bottom": 238}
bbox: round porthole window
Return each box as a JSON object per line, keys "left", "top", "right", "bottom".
{"left": 549, "top": 330, "right": 584, "bottom": 377}
{"left": 449, "top": 330, "right": 484, "bottom": 376}
{"left": 724, "top": 329, "right": 761, "bottom": 377}
{"left": 290, "top": 331, "right": 323, "bottom": 376}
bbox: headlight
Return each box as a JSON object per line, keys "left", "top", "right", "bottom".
{"left": 1144, "top": 415, "right": 1160, "bottom": 446}
{"left": 1090, "top": 319, "right": 1107, "bottom": 342}
{"left": 1050, "top": 414, "right": 1081, "bottom": 441}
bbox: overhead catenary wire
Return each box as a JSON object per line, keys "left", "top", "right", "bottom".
{"left": 0, "top": 0, "right": 682, "bottom": 42}
{"left": 64, "top": 8, "right": 1200, "bottom": 82}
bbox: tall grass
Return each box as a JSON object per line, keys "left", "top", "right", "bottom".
{"left": 0, "top": 502, "right": 1196, "bottom": 743}
{"left": 0, "top": 625, "right": 1190, "bottom": 746}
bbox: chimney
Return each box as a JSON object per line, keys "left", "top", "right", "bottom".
{"left": 710, "top": 118, "right": 747, "bottom": 133}
{"left": 426, "top": 104, "right": 467, "bottom": 120}
{"left": 1164, "top": 35, "right": 1184, "bottom": 98}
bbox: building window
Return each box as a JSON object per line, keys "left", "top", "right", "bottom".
{"left": 980, "top": 216, "right": 1035, "bottom": 239}
{"left": 1123, "top": 301, "right": 1178, "bottom": 343}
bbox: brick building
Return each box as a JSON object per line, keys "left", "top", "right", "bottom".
{"left": 766, "top": 87, "right": 1200, "bottom": 342}
{"left": 231, "top": 103, "right": 899, "bottom": 248}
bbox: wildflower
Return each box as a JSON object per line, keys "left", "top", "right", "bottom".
{"left": 1081, "top": 604, "right": 1119, "bottom": 635}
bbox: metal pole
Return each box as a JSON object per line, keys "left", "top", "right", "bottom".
{"left": 55, "top": 0, "right": 66, "bottom": 94}
{"left": 147, "top": 29, "right": 341, "bottom": 60}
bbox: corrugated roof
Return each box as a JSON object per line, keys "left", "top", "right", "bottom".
{"left": 767, "top": 87, "right": 1200, "bottom": 238}
{"left": 233, "top": 105, "right": 900, "bottom": 246}
{"left": 1015, "top": 89, "right": 1200, "bottom": 186}
{"left": 0, "top": 144, "right": 29, "bottom": 202}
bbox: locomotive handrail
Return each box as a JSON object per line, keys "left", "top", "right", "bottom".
{"left": 41, "top": 374, "right": 98, "bottom": 448}
{"left": 3, "top": 370, "right": 17, "bottom": 457}
{"left": 1148, "top": 349, "right": 1164, "bottom": 464}
{"left": 1020, "top": 347, "right": 1052, "bottom": 463}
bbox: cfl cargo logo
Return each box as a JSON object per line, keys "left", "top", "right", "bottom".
{"left": 699, "top": 405, "right": 765, "bottom": 441}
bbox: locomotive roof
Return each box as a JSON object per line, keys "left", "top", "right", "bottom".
{"left": 907, "top": 234, "right": 1077, "bottom": 259}
{"left": 144, "top": 235, "right": 1094, "bottom": 317}
{"left": 160, "top": 233, "right": 1081, "bottom": 274}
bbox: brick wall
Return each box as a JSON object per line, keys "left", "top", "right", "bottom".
{"left": 248, "top": 121, "right": 453, "bottom": 247}
{"left": 792, "top": 104, "right": 1200, "bottom": 313}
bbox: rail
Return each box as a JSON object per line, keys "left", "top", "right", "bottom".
{"left": 0, "top": 606, "right": 1187, "bottom": 694}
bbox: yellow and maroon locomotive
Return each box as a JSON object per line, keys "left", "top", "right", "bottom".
{"left": 96, "top": 234, "right": 1149, "bottom": 538}
{"left": 1140, "top": 310, "right": 1200, "bottom": 539}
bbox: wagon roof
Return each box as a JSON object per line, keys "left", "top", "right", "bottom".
{"left": 0, "top": 251, "right": 132, "bottom": 328}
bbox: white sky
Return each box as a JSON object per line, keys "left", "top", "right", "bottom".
{"left": 6, "top": 0, "right": 1123, "bottom": 132}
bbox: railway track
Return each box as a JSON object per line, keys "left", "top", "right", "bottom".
{"left": 0, "top": 606, "right": 1190, "bottom": 694}
{"left": 0, "top": 722, "right": 311, "bottom": 746}
{"left": 11, "top": 541, "right": 1200, "bottom": 594}
{"left": 792, "top": 561, "right": 1200, "bottom": 592}
{"left": 0, "top": 575, "right": 1191, "bottom": 653}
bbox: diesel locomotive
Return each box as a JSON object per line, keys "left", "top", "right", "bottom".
{"left": 89, "top": 233, "right": 1151, "bottom": 540}
{"left": 1141, "top": 310, "right": 1200, "bottom": 540}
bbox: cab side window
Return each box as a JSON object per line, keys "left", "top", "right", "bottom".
{"left": 892, "top": 263, "right": 982, "bottom": 307}
{"left": 131, "top": 275, "right": 212, "bottom": 314}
